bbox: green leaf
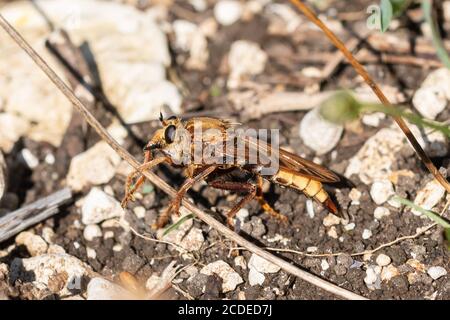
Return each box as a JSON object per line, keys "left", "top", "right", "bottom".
{"left": 393, "top": 196, "right": 450, "bottom": 228}
{"left": 162, "top": 213, "right": 195, "bottom": 237}
{"left": 391, "top": 0, "right": 411, "bottom": 16}
{"left": 422, "top": 0, "right": 450, "bottom": 69}
{"left": 380, "top": 0, "right": 394, "bottom": 32}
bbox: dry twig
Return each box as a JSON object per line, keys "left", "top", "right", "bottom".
{"left": 0, "top": 14, "right": 366, "bottom": 300}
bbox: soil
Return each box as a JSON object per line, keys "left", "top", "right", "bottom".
{"left": 0, "top": 0, "right": 449, "bottom": 300}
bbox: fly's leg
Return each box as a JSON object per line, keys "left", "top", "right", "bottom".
{"left": 152, "top": 166, "right": 217, "bottom": 229}
{"left": 121, "top": 155, "right": 168, "bottom": 208}
{"left": 256, "top": 175, "right": 288, "bottom": 223}
{"left": 208, "top": 180, "right": 256, "bottom": 229}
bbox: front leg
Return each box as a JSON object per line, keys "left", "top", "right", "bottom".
{"left": 152, "top": 165, "right": 217, "bottom": 229}
{"left": 121, "top": 155, "right": 169, "bottom": 208}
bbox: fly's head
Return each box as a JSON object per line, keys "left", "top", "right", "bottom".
{"left": 144, "top": 114, "right": 191, "bottom": 165}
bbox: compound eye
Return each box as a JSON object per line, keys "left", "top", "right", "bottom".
{"left": 164, "top": 125, "right": 176, "bottom": 144}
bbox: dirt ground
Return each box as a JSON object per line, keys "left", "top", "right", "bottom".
{"left": 0, "top": 0, "right": 449, "bottom": 300}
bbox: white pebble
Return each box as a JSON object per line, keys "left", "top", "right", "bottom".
{"left": 214, "top": 0, "right": 243, "bottom": 26}
{"left": 344, "top": 223, "right": 355, "bottom": 231}
{"left": 376, "top": 254, "right": 391, "bottom": 267}
{"left": 370, "top": 180, "right": 394, "bottom": 205}
{"left": 381, "top": 265, "right": 399, "bottom": 282}
{"left": 323, "top": 213, "right": 341, "bottom": 227}
{"left": 320, "top": 259, "right": 329, "bottom": 271}
{"left": 306, "top": 199, "right": 315, "bottom": 218}
{"left": 413, "top": 68, "right": 450, "bottom": 120}
{"left": 362, "top": 229, "right": 372, "bottom": 240}
{"left": 299, "top": 108, "right": 343, "bottom": 155}
{"left": 87, "top": 277, "right": 127, "bottom": 300}
{"left": 83, "top": 224, "right": 102, "bottom": 241}
{"left": 228, "top": 40, "right": 267, "bottom": 89}
{"left": 234, "top": 256, "right": 247, "bottom": 270}
{"left": 412, "top": 179, "right": 446, "bottom": 216}
{"left": 248, "top": 253, "right": 281, "bottom": 273}
{"left": 15, "top": 231, "right": 48, "bottom": 256}
{"left": 327, "top": 226, "right": 338, "bottom": 239}
{"left": 349, "top": 188, "right": 362, "bottom": 205}
{"left": 374, "top": 206, "right": 391, "bottom": 220}
{"left": 81, "top": 187, "right": 124, "bottom": 225}
{"left": 133, "top": 206, "right": 146, "bottom": 219}
{"left": 86, "top": 247, "right": 97, "bottom": 260}
{"left": 248, "top": 268, "right": 265, "bottom": 286}
{"left": 200, "top": 260, "right": 243, "bottom": 292}
{"left": 20, "top": 149, "right": 39, "bottom": 169}
{"left": 306, "top": 246, "right": 318, "bottom": 253}
{"left": 427, "top": 266, "right": 447, "bottom": 280}
{"left": 44, "top": 153, "right": 55, "bottom": 165}
{"left": 236, "top": 208, "right": 249, "bottom": 223}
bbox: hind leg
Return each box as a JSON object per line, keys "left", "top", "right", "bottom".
{"left": 255, "top": 175, "right": 288, "bottom": 223}
{"left": 208, "top": 180, "right": 256, "bottom": 229}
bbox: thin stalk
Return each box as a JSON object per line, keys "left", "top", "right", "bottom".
{"left": 289, "top": 0, "right": 450, "bottom": 193}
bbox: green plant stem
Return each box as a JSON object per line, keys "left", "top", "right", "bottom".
{"left": 423, "top": 0, "right": 450, "bottom": 69}
{"left": 393, "top": 196, "right": 450, "bottom": 228}
{"left": 361, "top": 103, "right": 450, "bottom": 137}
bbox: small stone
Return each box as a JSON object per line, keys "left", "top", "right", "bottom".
{"left": 306, "top": 246, "right": 318, "bottom": 253}
{"left": 374, "top": 206, "right": 391, "bottom": 220}
{"left": 15, "top": 231, "right": 48, "bottom": 256}
{"left": 306, "top": 199, "right": 315, "bottom": 218}
{"left": 20, "top": 148, "right": 39, "bottom": 169}
{"left": 86, "top": 247, "right": 97, "bottom": 260}
{"left": 234, "top": 256, "right": 247, "bottom": 270}
{"left": 336, "top": 254, "right": 353, "bottom": 269}
{"left": 122, "top": 254, "right": 145, "bottom": 274}
{"left": 344, "top": 223, "right": 355, "bottom": 231}
{"left": 323, "top": 213, "right": 341, "bottom": 227}
{"left": 48, "top": 244, "right": 66, "bottom": 254}
{"left": 67, "top": 142, "right": 122, "bottom": 191}
{"left": 362, "top": 229, "right": 372, "bottom": 240}
{"left": 381, "top": 265, "right": 400, "bottom": 282}
{"left": 299, "top": 108, "right": 343, "bottom": 155}
{"left": 104, "top": 231, "right": 114, "bottom": 239}
{"left": 248, "top": 254, "right": 281, "bottom": 274}
{"left": 228, "top": 40, "right": 267, "bottom": 89}
{"left": 133, "top": 206, "right": 146, "bottom": 219}
{"left": 41, "top": 227, "right": 55, "bottom": 244}
{"left": 320, "top": 259, "right": 330, "bottom": 271}
{"left": 362, "top": 112, "right": 385, "bottom": 127}
{"left": 364, "top": 265, "right": 381, "bottom": 287}
{"left": 179, "top": 227, "right": 204, "bottom": 252}
{"left": 427, "top": 266, "right": 447, "bottom": 280}
{"left": 327, "top": 226, "right": 338, "bottom": 239}
{"left": 370, "top": 180, "right": 394, "bottom": 205}
{"left": 413, "top": 68, "right": 450, "bottom": 119}
{"left": 236, "top": 208, "right": 249, "bottom": 223}
{"left": 87, "top": 277, "right": 127, "bottom": 300}
{"left": 200, "top": 260, "right": 243, "bottom": 293}
{"left": 81, "top": 187, "right": 124, "bottom": 225}
{"left": 349, "top": 188, "right": 362, "bottom": 205}
{"left": 214, "top": 0, "right": 243, "bottom": 26}
{"left": 406, "top": 259, "right": 427, "bottom": 273}
{"left": 248, "top": 268, "right": 265, "bottom": 286}
{"left": 83, "top": 225, "right": 102, "bottom": 242}
{"left": 376, "top": 254, "right": 391, "bottom": 267}
{"left": 412, "top": 179, "right": 446, "bottom": 216}
{"left": 9, "top": 253, "right": 92, "bottom": 296}
{"left": 345, "top": 128, "right": 405, "bottom": 184}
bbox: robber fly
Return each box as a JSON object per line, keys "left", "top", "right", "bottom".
{"left": 121, "top": 115, "right": 339, "bottom": 229}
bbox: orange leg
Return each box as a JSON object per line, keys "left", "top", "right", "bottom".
{"left": 152, "top": 166, "right": 217, "bottom": 229}
{"left": 121, "top": 155, "right": 168, "bottom": 208}
{"left": 255, "top": 175, "right": 288, "bottom": 223}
